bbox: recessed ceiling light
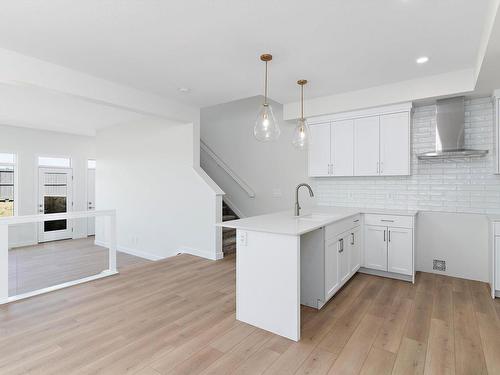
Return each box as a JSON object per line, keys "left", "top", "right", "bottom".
{"left": 178, "top": 87, "right": 190, "bottom": 93}
{"left": 416, "top": 56, "right": 429, "bottom": 64}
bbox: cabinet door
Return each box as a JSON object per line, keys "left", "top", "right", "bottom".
{"left": 339, "top": 236, "right": 350, "bottom": 285}
{"left": 331, "top": 120, "right": 354, "bottom": 176}
{"left": 387, "top": 227, "right": 413, "bottom": 275}
{"left": 380, "top": 112, "right": 410, "bottom": 176}
{"left": 354, "top": 116, "right": 380, "bottom": 176}
{"left": 364, "top": 225, "right": 387, "bottom": 271}
{"left": 309, "top": 123, "right": 331, "bottom": 177}
{"left": 325, "top": 237, "right": 340, "bottom": 299}
{"left": 350, "top": 226, "right": 361, "bottom": 273}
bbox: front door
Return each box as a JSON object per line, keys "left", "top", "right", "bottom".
{"left": 38, "top": 168, "right": 73, "bottom": 242}
{"left": 87, "top": 168, "right": 95, "bottom": 236}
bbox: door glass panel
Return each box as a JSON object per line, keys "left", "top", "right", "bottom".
{"left": 42, "top": 171, "right": 69, "bottom": 237}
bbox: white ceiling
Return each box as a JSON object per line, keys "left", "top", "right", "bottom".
{"left": 0, "top": 83, "right": 156, "bottom": 136}
{"left": 0, "top": 0, "right": 492, "bottom": 108}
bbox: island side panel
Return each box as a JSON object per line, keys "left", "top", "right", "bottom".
{"left": 236, "top": 229, "right": 300, "bottom": 341}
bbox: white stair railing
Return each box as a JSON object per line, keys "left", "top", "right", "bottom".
{"left": 201, "top": 140, "right": 255, "bottom": 198}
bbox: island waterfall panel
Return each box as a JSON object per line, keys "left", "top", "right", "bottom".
{"left": 236, "top": 229, "right": 301, "bottom": 341}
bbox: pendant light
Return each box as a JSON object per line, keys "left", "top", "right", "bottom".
{"left": 254, "top": 54, "right": 280, "bottom": 142}
{"left": 292, "top": 79, "right": 310, "bottom": 150}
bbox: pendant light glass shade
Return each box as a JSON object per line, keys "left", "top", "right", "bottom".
{"left": 254, "top": 103, "right": 280, "bottom": 142}
{"left": 292, "top": 79, "right": 309, "bottom": 150}
{"left": 292, "top": 117, "right": 310, "bottom": 149}
{"left": 254, "top": 54, "right": 280, "bottom": 142}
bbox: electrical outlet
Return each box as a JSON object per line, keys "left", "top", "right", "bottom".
{"left": 433, "top": 259, "right": 446, "bottom": 272}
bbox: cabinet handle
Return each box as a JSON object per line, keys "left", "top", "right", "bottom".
{"left": 388, "top": 230, "right": 391, "bottom": 242}
{"left": 383, "top": 230, "right": 386, "bottom": 242}
{"left": 380, "top": 162, "right": 384, "bottom": 174}
{"left": 381, "top": 219, "right": 395, "bottom": 222}
{"left": 339, "top": 238, "right": 344, "bottom": 253}
{"left": 351, "top": 233, "right": 355, "bottom": 245}
{"left": 376, "top": 162, "right": 379, "bottom": 174}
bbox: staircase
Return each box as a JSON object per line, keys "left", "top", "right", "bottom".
{"left": 222, "top": 201, "right": 238, "bottom": 255}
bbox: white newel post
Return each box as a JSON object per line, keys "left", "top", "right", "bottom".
{"left": 0, "top": 224, "right": 8, "bottom": 304}
{"left": 106, "top": 213, "right": 117, "bottom": 273}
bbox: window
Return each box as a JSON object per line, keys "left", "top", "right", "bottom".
{"left": 0, "top": 153, "right": 16, "bottom": 217}
{"left": 87, "top": 159, "right": 96, "bottom": 169}
{"left": 38, "top": 156, "right": 71, "bottom": 168}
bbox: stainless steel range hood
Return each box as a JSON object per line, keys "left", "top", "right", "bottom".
{"left": 417, "top": 97, "right": 488, "bottom": 160}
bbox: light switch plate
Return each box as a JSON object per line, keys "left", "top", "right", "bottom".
{"left": 238, "top": 231, "right": 248, "bottom": 246}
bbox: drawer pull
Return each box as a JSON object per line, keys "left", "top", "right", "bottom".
{"left": 381, "top": 219, "right": 395, "bottom": 222}
{"left": 353, "top": 219, "right": 360, "bottom": 223}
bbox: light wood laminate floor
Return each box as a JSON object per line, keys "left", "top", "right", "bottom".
{"left": 1, "top": 253, "right": 500, "bottom": 374}
{"left": 8, "top": 237, "right": 149, "bottom": 296}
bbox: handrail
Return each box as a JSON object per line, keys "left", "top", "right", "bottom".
{"left": 0, "top": 209, "right": 116, "bottom": 225}
{"left": 200, "top": 140, "right": 255, "bottom": 198}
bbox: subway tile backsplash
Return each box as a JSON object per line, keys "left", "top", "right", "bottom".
{"left": 314, "top": 97, "right": 500, "bottom": 214}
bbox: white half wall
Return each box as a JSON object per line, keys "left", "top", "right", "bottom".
{"left": 96, "top": 119, "right": 223, "bottom": 261}
{"left": 416, "top": 212, "right": 489, "bottom": 282}
{"left": 0, "top": 124, "right": 95, "bottom": 247}
{"left": 201, "top": 96, "right": 314, "bottom": 217}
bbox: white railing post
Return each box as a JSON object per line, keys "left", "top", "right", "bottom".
{"left": 106, "top": 213, "right": 117, "bottom": 273}
{"left": 0, "top": 224, "right": 8, "bottom": 304}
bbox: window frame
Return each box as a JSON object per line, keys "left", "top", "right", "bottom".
{"left": 0, "top": 152, "right": 18, "bottom": 217}
{"left": 37, "top": 155, "right": 72, "bottom": 169}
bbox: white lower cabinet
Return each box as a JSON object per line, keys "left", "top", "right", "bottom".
{"left": 301, "top": 213, "right": 415, "bottom": 310}
{"left": 324, "top": 237, "right": 340, "bottom": 300}
{"left": 301, "top": 216, "right": 360, "bottom": 309}
{"left": 339, "top": 233, "right": 351, "bottom": 285}
{"left": 363, "top": 214, "right": 414, "bottom": 279}
{"left": 349, "top": 226, "right": 361, "bottom": 273}
{"left": 364, "top": 225, "right": 388, "bottom": 271}
{"left": 387, "top": 227, "right": 413, "bottom": 275}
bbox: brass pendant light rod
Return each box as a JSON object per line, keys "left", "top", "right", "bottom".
{"left": 261, "top": 54, "right": 272, "bottom": 105}
{"left": 298, "top": 79, "right": 307, "bottom": 120}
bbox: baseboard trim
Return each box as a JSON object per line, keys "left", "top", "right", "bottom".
{"left": 179, "top": 247, "right": 219, "bottom": 261}
{"left": 94, "top": 240, "right": 164, "bottom": 261}
{"left": 8, "top": 240, "right": 38, "bottom": 249}
{"left": 358, "top": 267, "right": 414, "bottom": 283}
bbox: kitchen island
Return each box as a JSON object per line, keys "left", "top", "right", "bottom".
{"left": 217, "top": 206, "right": 417, "bottom": 341}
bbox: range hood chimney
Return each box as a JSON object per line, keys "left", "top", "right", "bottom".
{"left": 417, "top": 96, "right": 488, "bottom": 160}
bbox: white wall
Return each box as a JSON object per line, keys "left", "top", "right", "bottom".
{"left": 201, "top": 96, "right": 314, "bottom": 217}
{"left": 95, "top": 119, "right": 223, "bottom": 261}
{"left": 314, "top": 97, "right": 498, "bottom": 282}
{"left": 0, "top": 124, "right": 95, "bottom": 247}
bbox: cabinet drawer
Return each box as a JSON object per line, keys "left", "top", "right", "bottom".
{"left": 494, "top": 222, "right": 500, "bottom": 236}
{"left": 325, "top": 215, "right": 361, "bottom": 241}
{"left": 364, "top": 214, "right": 413, "bottom": 228}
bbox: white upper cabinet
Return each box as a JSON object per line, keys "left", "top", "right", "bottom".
{"left": 308, "top": 123, "right": 331, "bottom": 177}
{"left": 331, "top": 120, "right": 354, "bottom": 176}
{"left": 354, "top": 116, "right": 380, "bottom": 176}
{"left": 380, "top": 112, "right": 410, "bottom": 176}
{"left": 307, "top": 103, "right": 412, "bottom": 178}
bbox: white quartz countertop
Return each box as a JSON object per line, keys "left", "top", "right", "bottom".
{"left": 487, "top": 214, "right": 500, "bottom": 222}
{"left": 217, "top": 206, "right": 418, "bottom": 236}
